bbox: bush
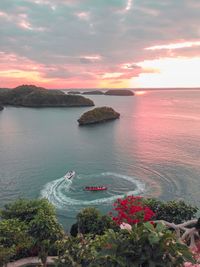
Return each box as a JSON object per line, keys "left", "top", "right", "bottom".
{"left": 0, "top": 219, "right": 33, "bottom": 266}
{"left": 143, "top": 198, "right": 198, "bottom": 223}
{"left": 57, "top": 222, "right": 196, "bottom": 267}
{"left": 70, "top": 207, "right": 118, "bottom": 236}
{"left": 1, "top": 198, "right": 55, "bottom": 222}
{"left": 55, "top": 235, "right": 100, "bottom": 267}
{"left": 0, "top": 198, "right": 64, "bottom": 265}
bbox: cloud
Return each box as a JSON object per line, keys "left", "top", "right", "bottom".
{"left": 75, "top": 11, "right": 90, "bottom": 20}
{"left": 146, "top": 41, "right": 200, "bottom": 50}
{"left": 125, "top": 0, "right": 133, "bottom": 11}
{"left": 0, "top": 0, "right": 200, "bottom": 88}
{"left": 122, "top": 63, "right": 142, "bottom": 70}
{"left": 79, "top": 55, "right": 102, "bottom": 64}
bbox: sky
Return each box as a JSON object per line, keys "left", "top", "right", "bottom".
{"left": 0, "top": 0, "right": 200, "bottom": 89}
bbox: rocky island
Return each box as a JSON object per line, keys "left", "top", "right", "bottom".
{"left": 105, "top": 89, "right": 134, "bottom": 96}
{"left": 82, "top": 90, "right": 104, "bottom": 95}
{"left": 78, "top": 106, "right": 120, "bottom": 126}
{"left": 0, "top": 85, "right": 94, "bottom": 107}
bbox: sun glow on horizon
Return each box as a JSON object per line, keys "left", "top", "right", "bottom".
{"left": 133, "top": 57, "right": 200, "bottom": 88}
{"left": 135, "top": 91, "right": 146, "bottom": 95}
{"left": 1, "top": 52, "right": 200, "bottom": 89}
{"left": 99, "top": 79, "right": 130, "bottom": 89}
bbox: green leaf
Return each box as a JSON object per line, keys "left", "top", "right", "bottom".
{"left": 148, "top": 233, "right": 160, "bottom": 245}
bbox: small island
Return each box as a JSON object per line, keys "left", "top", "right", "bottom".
{"left": 0, "top": 105, "right": 4, "bottom": 111}
{"left": 82, "top": 90, "right": 104, "bottom": 95}
{"left": 0, "top": 85, "right": 94, "bottom": 107}
{"left": 105, "top": 89, "right": 134, "bottom": 96}
{"left": 78, "top": 106, "right": 120, "bottom": 126}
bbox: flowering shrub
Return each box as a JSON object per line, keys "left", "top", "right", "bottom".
{"left": 57, "top": 223, "right": 196, "bottom": 266}
{"left": 111, "top": 195, "right": 155, "bottom": 225}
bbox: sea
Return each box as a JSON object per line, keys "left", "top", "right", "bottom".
{"left": 0, "top": 89, "right": 200, "bottom": 230}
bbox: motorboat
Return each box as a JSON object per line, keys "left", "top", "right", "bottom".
{"left": 85, "top": 186, "right": 107, "bottom": 191}
{"left": 64, "top": 171, "right": 75, "bottom": 180}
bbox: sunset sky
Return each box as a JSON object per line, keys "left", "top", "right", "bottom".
{"left": 1, "top": 0, "right": 200, "bottom": 89}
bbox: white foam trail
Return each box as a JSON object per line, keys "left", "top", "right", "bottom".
{"left": 40, "top": 172, "right": 145, "bottom": 209}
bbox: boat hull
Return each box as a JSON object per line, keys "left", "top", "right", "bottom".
{"left": 64, "top": 171, "right": 75, "bottom": 180}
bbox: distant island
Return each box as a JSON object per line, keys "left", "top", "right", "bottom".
{"left": 0, "top": 85, "right": 94, "bottom": 107}
{"left": 68, "top": 91, "right": 81, "bottom": 95}
{"left": 0, "top": 105, "right": 3, "bottom": 111}
{"left": 78, "top": 106, "right": 120, "bottom": 125}
{"left": 82, "top": 90, "right": 104, "bottom": 95}
{"left": 105, "top": 89, "right": 134, "bottom": 96}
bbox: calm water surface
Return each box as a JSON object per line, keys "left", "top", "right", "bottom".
{"left": 0, "top": 90, "right": 200, "bottom": 229}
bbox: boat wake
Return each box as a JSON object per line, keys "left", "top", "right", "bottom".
{"left": 40, "top": 172, "right": 145, "bottom": 210}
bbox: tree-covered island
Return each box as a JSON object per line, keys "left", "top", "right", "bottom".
{"left": 105, "top": 89, "right": 134, "bottom": 96}
{"left": 0, "top": 85, "right": 94, "bottom": 107}
{"left": 78, "top": 106, "right": 120, "bottom": 125}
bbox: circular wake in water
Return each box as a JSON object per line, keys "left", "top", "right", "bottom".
{"left": 40, "top": 172, "right": 145, "bottom": 210}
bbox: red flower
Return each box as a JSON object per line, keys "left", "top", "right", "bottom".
{"left": 110, "top": 196, "right": 155, "bottom": 226}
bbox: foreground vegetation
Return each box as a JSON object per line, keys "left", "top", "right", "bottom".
{"left": 0, "top": 197, "right": 199, "bottom": 266}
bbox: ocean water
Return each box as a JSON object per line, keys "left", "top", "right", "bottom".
{"left": 0, "top": 89, "right": 200, "bottom": 229}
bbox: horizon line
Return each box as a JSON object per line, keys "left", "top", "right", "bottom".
{"left": 1, "top": 86, "right": 200, "bottom": 91}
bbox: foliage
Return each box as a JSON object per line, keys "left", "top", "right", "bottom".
{"left": 70, "top": 207, "right": 118, "bottom": 236}
{"left": 0, "top": 219, "right": 33, "bottom": 266}
{"left": 143, "top": 198, "right": 198, "bottom": 224}
{"left": 29, "top": 208, "right": 64, "bottom": 243}
{"left": 57, "top": 222, "right": 196, "bottom": 267}
{"left": 111, "top": 196, "right": 155, "bottom": 225}
{"left": 1, "top": 198, "right": 55, "bottom": 222}
{"left": 96, "top": 223, "right": 195, "bottom": 266}
{"left": 29, "top": 208, "right": 64, "bottom": 265}
{"left": 0, "top": 198, "right": 64, "bottom": 265}
{"left": 55, "top": 235, "right": 100, "bottom": 267}
{"left": 0, "top": 246, "right": 15, "bottom": 267}
{"left": 0, "top": 197, "right": 198, "bottom": 266}
{"left": 70, "top": 222, "right": 79, "bottom": 237}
